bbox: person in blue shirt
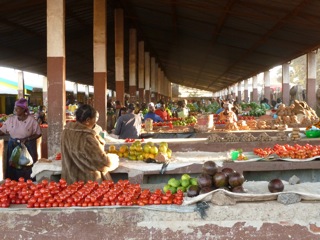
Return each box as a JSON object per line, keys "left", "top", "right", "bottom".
{"left": 216, "top": 101, "right": 225, "bottom": 114}
{"left": 144, "top": 102, "right": 163, "bottom": 123}
{"left": 260, "top": 98, "right": 271, "bottom": 110}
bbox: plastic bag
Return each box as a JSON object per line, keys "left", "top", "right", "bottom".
{"left": 9, "top": 144, "right": 22, "bottom": 169}
{"left": 19, "top": 143, "right": 33, "bottom": 166}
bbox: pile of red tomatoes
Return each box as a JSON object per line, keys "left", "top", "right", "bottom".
{"left": 0, "top": 178, "right": 183, "bottom": 208}
{"left": 253, "top": 143, "right": 320, "bottom": 159}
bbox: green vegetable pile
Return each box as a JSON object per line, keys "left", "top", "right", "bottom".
{"left": 186, "top": 102, "right": 220, "bottom": 114}
{"left": 240, "top": 102, "right": 266, "bottom": 117}
{"left": 203, "top": 102, "right": 220, "bottom": 113}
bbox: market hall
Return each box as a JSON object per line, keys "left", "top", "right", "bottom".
{"left": 1, "top": 0, "right": 320, "bottom": 239}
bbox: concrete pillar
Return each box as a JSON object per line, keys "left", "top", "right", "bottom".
{"left": 306, "top": 51, "right": 317, "bottom": 110}
{"left": 233, "top": 84, "right": 238, "bottom": 102}
{"left": 166, "top": 78, "right": 170, "bottom": 100}
{"left": 42, "top": 76, "right": 48, "bottom": 108}
{"left": 157, "top": 70, "right": 161, "bottom": 102}
{"left": 282, "top": 63, "right": 290, "bottom": 106}
{"left": 47, "top": 0, "right": 66, "bottom": 156}
{"left": 244, "top": 79, "right": 249, "bottom": 103}
{"left": 84, "top": 85, "right": 89, "bottom": 99}
{"left": 237, "top": 82, "right": 242, "bottom": 103}
{"left": 138, "top": 41, "right": 145, "bottom": 104}
{"left": 150, "top": 57, "right": 156, "bottom": 103}
{"left": 115, "top": 8, "right": 125, "bottom": 105}
{"left": 157, "top": 67, "right": 161, "bottom": 101}
{"left": 73, "top": 83, "right": 78, "bottom": 101}
{"left": 144, "top": 52, "right": 151, "bottom": 103}
{"left": 153, "top": 63, "right": 159, "bottom": 101}
{"left": 129, "top": 28, "right": 137, "bottom": 103}
{"left": 164, "top": 77, "right": 168, "bottom": 101}
{"left": 93, "top": 0, "right": 107, "bottom": 130}
{"left": 252, "top": 75, "right": 258, "bottom": 103}
{"left": 159, "top": 70, "right": 164, "bottom": 101}
{"left": 231, "top": 85, "right": 236, "bottom": 100}
{"left": 17, "top": 71, "right": 24, "bottom": 99}
{"left": 264, "top": 71, "right": 271, "bottom": 102}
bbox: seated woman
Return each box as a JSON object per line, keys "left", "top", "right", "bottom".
{"left": 219, "top": 103, "right": 238, "bottom": 123}
{"left": 260, "top": 98, "right": 271, "bottom": 110}
{"left": 37, "top": 105, "right": 47, "bottom": 124}
{"left": 144, "top": 102, "right": 163, "bottom": 123}
{"left": 216, "top": 101, "right": 225, "bottom": 114}
{"left": 61, "top": 104, "right": 119, "bottom": 184}
{"left": 154, "top": 102, "right": 169, "bottom": 121}
{"left": 176, "top": 100, "right": 189, "bottom": 118}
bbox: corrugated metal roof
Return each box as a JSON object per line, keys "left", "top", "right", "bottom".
{"left": 0, "top": 0, "right": 320, "bottom": 94}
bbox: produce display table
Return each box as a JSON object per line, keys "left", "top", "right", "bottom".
{"left": 3, "top": 129, "right": 320, "bottom": 183}
{"left": 140, "top": 126, "right": 195, "bottom": 139}
{"left": 193, "top": 127, "right": 307, "bottom": 138}
{"left": 141, "top": 132, "right": 195, "bottom": 139}
{"left": 32, "top": 152, "right": 320, "bottom": 184}
{"left": 113, "top": 158, "right": 320, "bottom": 183}
{"left": 1, "top": 182, "right": 320, "bottom": 239}
{"left": 166, "top": 137, "right": 320, "bottom": 152}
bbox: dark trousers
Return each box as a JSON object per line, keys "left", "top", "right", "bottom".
{"left": 6, "top": 138, "right": 38, "bottom": 181}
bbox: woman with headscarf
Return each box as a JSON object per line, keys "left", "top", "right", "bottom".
{"left": 218, "top": 103, "right": 238, "bottom": 123}
{"left": 0, "top": 98, "right": 42, "bottom": 180}
{"left": 155, "top": 101, "right": 169, "bottom": 121}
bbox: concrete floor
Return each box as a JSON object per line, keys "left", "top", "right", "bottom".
{"left": 0, "top": 201, "right": 319, "bottom": 240}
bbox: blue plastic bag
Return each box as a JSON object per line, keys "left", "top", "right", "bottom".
{"left": 19, "top": 143, "right": 33, "bottom": 166}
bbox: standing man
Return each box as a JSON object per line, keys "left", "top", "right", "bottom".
{"left": 114, "top": 103, "right": 142, "bottom": 139}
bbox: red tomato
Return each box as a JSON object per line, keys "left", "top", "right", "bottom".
{"left": 27, "top": 203, "right": 34, "bottom": 208}
{"left": 46, "top": 203, "right": 52, "bottom": 208}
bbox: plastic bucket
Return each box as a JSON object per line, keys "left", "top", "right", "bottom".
{"left": 231, "top": 151, "right": 239, "bottom": 160}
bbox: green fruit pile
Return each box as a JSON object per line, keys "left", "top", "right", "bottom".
{"left": 163, "top": 174, "right": 198, "bottom": 194}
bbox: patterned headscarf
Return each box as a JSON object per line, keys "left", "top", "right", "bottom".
{"left": 15, "top": 98, "right": 29, "bottom": 114}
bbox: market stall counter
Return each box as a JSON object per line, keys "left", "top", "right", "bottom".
{"left": 1, "top": 181, "right": 320, "bottom": 240}
{"left": 140, "top": 125, "right": 196, "bottom": 139}
{"left": 32, "top": 149, "right": 320, "bottom": 184}
{"left": 28, "top": 134, "right": 320, "bottom": 184}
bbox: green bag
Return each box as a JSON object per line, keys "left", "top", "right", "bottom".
{"left": 9, "top": 144, "right": 22, "bottom": 169}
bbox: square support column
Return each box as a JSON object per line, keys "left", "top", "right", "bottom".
{"left": 47, "top": 0, "right": 66, "bottom": 157}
